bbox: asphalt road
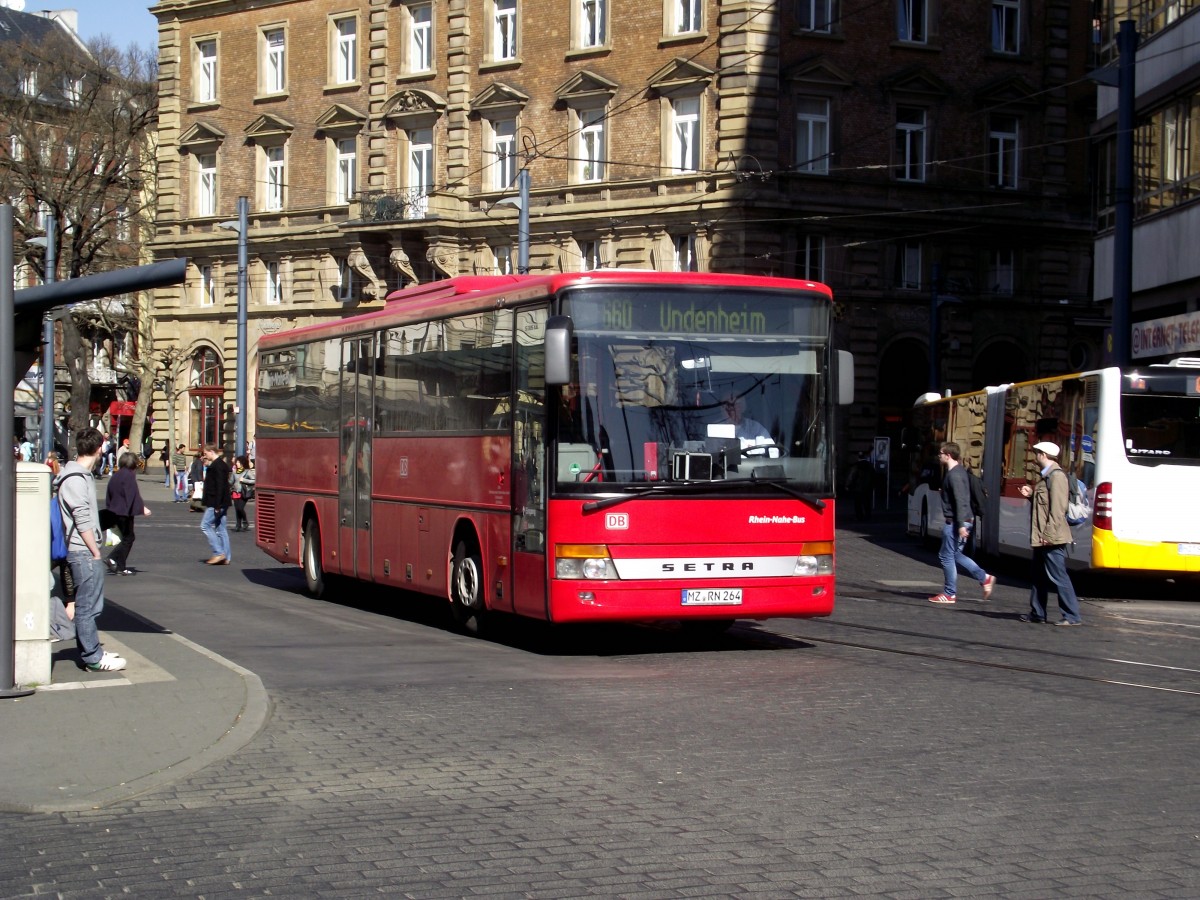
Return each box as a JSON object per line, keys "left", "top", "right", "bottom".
{"left": 2, "top": 485, "right": 1197, "bottom": 898}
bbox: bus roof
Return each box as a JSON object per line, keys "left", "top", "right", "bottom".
{"left": 259, "top": 270, "right": 833, "bottom": 350}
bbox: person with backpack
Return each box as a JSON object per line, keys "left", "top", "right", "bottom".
{"left": 56, "top": 427, "right": 126, "bottom": 672}
{"left": 1017, "top": 441, "right": 1082, "bottom": 626}
{"left": 927, "top": 442, "right": 997, "bottom": 606}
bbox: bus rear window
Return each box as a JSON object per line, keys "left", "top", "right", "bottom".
{"left": 1120, "top": 394, "right": 1200, "bottom": 465}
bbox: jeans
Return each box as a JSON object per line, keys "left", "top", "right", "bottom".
{"left": 68, "top": 552, "right": 105, "bottom": 665}
{"left": 1029, "top": 545, "right": 1081, "bottom": 623}
{"left": 938, "top": 522, "right": 987, "bottom": 597}
{"left": 201, "top": 506, "right": 231, "bottom": 560}
{"left": 174, "top": 471, "right": 188, "bottom": 502}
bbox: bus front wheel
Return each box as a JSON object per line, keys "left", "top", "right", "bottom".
{"left": 303, "top": 518, "right": 326, "bottom": 598}
{"left": 450, "top": 539, "right": 485, "bottom": 634}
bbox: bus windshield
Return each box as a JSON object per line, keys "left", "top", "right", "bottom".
{"left": 1120, "top": 392, "right": 1200, "bottom": 466}
{"left": 554, "top": 286, "right": 832, "bottom": 492}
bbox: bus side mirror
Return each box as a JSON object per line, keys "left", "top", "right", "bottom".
{"left": 545, "top": 315, "right": 573, "bottom": 385}
{"left": 836, "top": 350, "right": 854, "bottom": 406}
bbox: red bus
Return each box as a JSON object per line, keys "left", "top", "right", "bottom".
{"left": 254, "top": 271, "right": 853, "bottom": 632}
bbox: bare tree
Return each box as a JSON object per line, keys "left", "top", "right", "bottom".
{"left": 1, "top": 30, "right": 158, "bottom": 438}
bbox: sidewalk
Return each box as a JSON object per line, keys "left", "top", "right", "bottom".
{"left": 1, "top": 472, "right": 269, "bottom": 814}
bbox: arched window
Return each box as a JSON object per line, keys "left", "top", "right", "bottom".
{"left": 190, "top": 348, "right": 225, "bottom": 447}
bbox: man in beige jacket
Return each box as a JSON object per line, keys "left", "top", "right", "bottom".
{"left": 1017, "top": 441, "right": 1082, "bottom": 625}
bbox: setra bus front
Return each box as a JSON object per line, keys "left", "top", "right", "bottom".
{"left": 537, "top": 281, "right": 853, "bottom": 624}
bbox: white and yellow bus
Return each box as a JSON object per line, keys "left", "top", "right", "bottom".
{"left": 905, "top": 361, "right": 1200, "bottom": 574}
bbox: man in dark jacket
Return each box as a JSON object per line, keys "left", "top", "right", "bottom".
{"left": 928, "top": 442, "right": 996, "bottom": 605}
{"left": 200, "top": 444, "right": 233, "bottom": 565}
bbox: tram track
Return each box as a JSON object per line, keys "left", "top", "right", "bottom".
{"left": 777, "top": 602, "right": 1200, "bottom": 697}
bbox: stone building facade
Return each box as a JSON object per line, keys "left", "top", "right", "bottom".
{"left": 147, "top": 0, "right": 1098, "bottom": 464}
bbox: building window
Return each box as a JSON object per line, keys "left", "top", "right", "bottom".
{"left": 199, "top": 264, "right": 216, "bottom": 306}
{"left": 9, "top": 134, "right": 23, "bottom": 161}
{"left": 894, "top": 106, "right": 927, "bottom": 182}
{"left": 989, "top": 114, "right": 1019, "bottom": 189}
{"left": 333, "top": 16, "right": 358, "bottom": 84}
{"left": 195, "top": 39, "right": 218, "bottom": 102}
{"left": 493, "top": 244, "right": 514, "bottom": 274}
{"left": 336, "top": 256, "right": 355, "bottom": 301}
{"left": 492, "top": 0, "right": 517, "bottom": 61}
{"left": 896, "top": 0, "right": 927, "bottom": 43}
{"left": 489, "top": 118, "right": 517, "bottom": 191}
{"left": 580, "top": 239, "right": 601, "bottom": 270}
{"left": 115, "top": 206, "right": 130, "bottom": 241}
{"left": 991, "top": 0, "right": 1020, "bottom": 54}
{"left": 674, "top": 234, "right": 697, "bottom": 272}
{"left": 261, "top": 28, "right": 286, "bottom": 94}
{"left": 896, "top": 241, "right": 922, "bottom": 290}
{"left": 671, "top": 96, "right": 700, "bottom": 174}
{"left": 20, "top": 69, "right": 37, "bottom": 97}
{"left": 36, "top": 200, "right": 52, "bottom": 232}
{"left": 989, "top": 249, "right": 1015, "bottom": 295}
{"left": 668, "top": 0, "right": 702, "bottom": 34}
{"left": 265, "top": 260, "right": 282, "bottom": 304}
{"left": 265, "top": 145, "right": 285, "bottom": 211}
{"left": 64, "top": 76, "right": 84, "bottom": 106}
{"left": 798, "top": 0, "right": 837, "bottom": 32}
{"left": 334, "top": 138, "right": 357, "bottom": 205}
{"left": 406, "top": 3, "right": 433, "bottom": 73}
{"left": 797, "top": 235, "right": 825, "bottom": 281}
{"left": 197, "top": 153, "right": 217, "bottom": 216}
{"left": 577, "top": 107, "right": 606, "bottom": 183}
{"left": 407, "top": 128, "right": 433, "bottom": 218}
{"left": 795, "top": 96, "right": 830, "bottom": 174}
{"left": 580, "top": 0, "right": 607, "bottom": 48}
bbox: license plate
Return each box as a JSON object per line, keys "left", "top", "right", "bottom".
{"left": 1179, "top": 543, "right": 1200, "bottom": 556}
{"left": 681, "top": 588, "right": 743, "bottom": 606}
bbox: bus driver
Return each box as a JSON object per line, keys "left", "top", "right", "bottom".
{"left": 720, "top": 394, "right": 773, "bottom": 451}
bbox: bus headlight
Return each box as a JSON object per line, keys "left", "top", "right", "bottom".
{"left": 795, "top": 542, "right": 834, "bottom": 576}
{"left": 555, "top": 544, "right": 619, "bottom": 580}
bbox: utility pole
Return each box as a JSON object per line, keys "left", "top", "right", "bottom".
{"left": 1111, "top": 19, "right": 1138, "bottom": 368}
{"left": 517, "top": 169, "right": 530, "bottom": 274}
{"left": 41, "top": 218, "right": 57, "bottom": 460}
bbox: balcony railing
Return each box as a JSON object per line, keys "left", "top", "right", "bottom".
{"left": 357, "top": 189, "right": 431, "bottom": 223}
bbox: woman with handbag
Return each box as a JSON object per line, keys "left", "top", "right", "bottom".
{"left": 231, "top": 455, "right": 252, "bottom": 532}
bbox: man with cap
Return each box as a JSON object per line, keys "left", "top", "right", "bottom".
{"left": 1017, "top": 441, "right": 1082, "bottom": 625}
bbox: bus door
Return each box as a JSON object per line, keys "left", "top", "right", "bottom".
{"left": 512, "top": 308, "right": 549, "bottom": 618}
{"left": 339, "top": 335, "right": 374, "bottom": 579}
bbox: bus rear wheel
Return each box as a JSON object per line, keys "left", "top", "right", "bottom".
{"left": 450, "top": 539, "right": 485, "bottom": 634}
{"left": 303, "top": 518, "right": 326, "bottom": 598}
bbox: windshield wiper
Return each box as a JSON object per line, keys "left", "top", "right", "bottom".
{"left": 580, "top": 476, "right": 827, "bottom": 514}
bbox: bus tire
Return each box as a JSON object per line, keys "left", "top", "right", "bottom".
{"left": 303, "top": 518, "right": 326, "bottom": 598}
{"left": 450, "top": 539, "right": 485, "bottom": 634}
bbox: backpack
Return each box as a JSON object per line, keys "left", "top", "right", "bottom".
{"left": 1054, "top": 469, "right": 1091, "bottom": 526}
{"left": 967, "top": 468, "right": 987, "bottom": 517}
{"left": 50, "top": 471, "right": 85, "bottom": 563}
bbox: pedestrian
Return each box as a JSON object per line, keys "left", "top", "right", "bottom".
{"left": 117, "top": 437, "right": 134, "bottom": 468}
{"left": 20, "top": 435, "right": 34, "bottom": 462}
{"left": 45, "top": 454, "right": 76, "bottom": 619}
{"left": 846, "top": 451, "right": 874, "bottom": 521}
{"left": 104, "top": 451, "right": 152, "bottom": 576}
{"left": 928, "top": 441, "right": 996, "bottom": 605}
{"left": 172, "top": 443, "right": 189, "bottom": 502}
{"left": 160, "top": 442, "right": 171, "bottom": 486}
{"left": 200, "top": 443, "right": 232, "bottom": 565}
{"left": 188, "top": 451, "right": 205, "bottom": 510}
{"left": 231, "top": 455, "right": 253, "bottom": 531}
{"left": 56, "top": 427, "right": 126, "bottom": 671}
{"left": 1017, "top": 441, "right": 1083, "bottom": 625}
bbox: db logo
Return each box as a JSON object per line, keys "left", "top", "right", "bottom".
{"left": 605, "top": 513, "right": 629, "bottom": 530}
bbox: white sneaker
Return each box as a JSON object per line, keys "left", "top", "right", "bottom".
{"left": 86, "top": 651, "right": 127, "bottom": 672}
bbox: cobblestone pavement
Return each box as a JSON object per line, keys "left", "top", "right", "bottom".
{"left": 1, "top": 489, "right": 1197, "bottom": 898}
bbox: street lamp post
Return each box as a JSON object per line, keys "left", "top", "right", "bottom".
{"left": 26, "top": 222, "right": 58, "bottom": 460}
{"left": 217, "top": 197, "right": 249, "bottom": 459}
